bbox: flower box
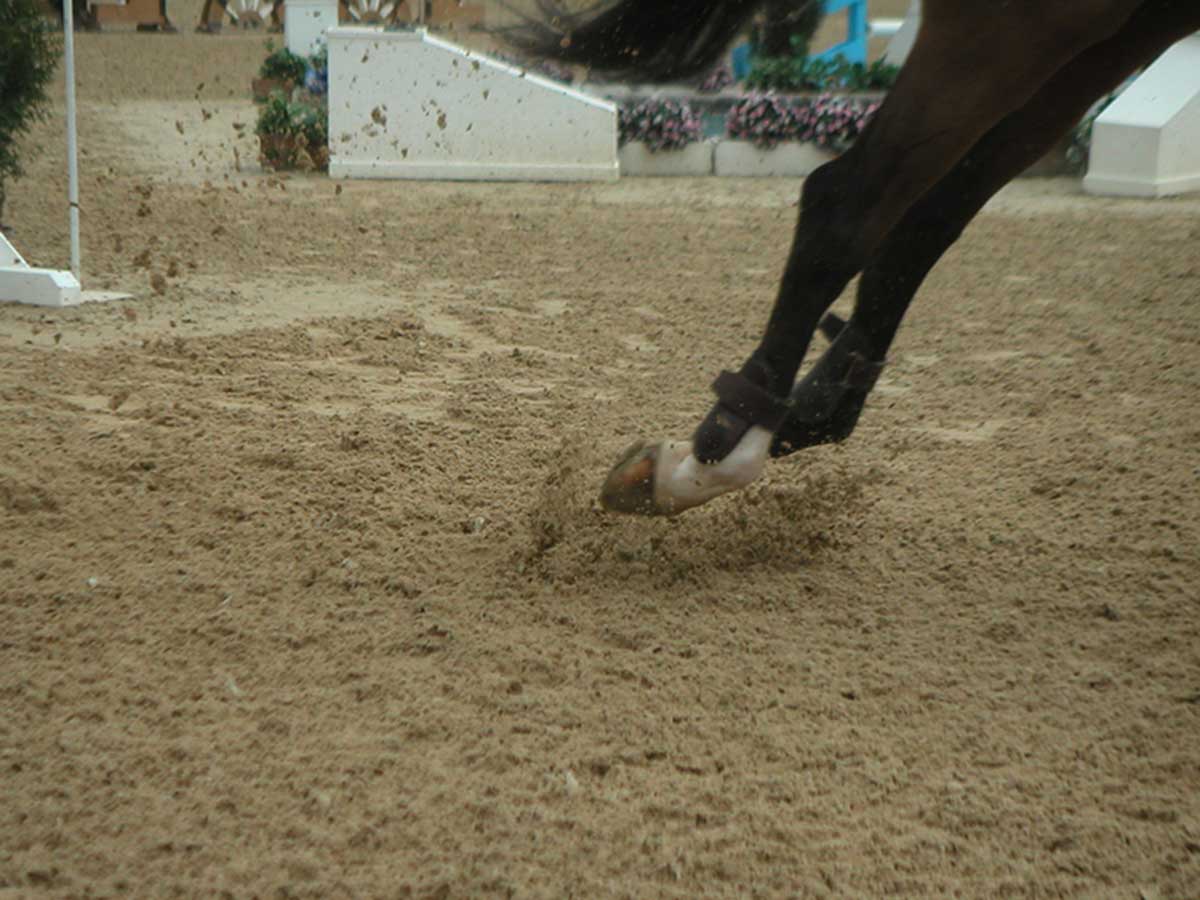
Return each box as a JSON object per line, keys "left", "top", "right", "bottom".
{"left": 619, "top": 141, "right": 714, "bottom": 176}
{"left": 713, "top": 140, "right": 834, "bottom": 177}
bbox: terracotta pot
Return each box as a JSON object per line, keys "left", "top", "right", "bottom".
{"left": 252, "top": 77, "right": 295, "bottom": 102}
{"left": 258, "top": 133, "right": 298, "bottom": 170}
{"left": 258, "top": 134, "right": 329, "bottom": 172}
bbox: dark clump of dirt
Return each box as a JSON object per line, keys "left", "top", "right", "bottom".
{"left": 0, "top": 475, "right": 59, "bottom": 514}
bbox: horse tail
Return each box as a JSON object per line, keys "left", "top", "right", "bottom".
{"left": 500, "top": 0, "right": 766, "bottom": 80}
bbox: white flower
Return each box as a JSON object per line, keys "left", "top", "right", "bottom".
{"left": 346, "top": 0, "right": 397, "bottom": 23}
{"left": 225, "top": 0, "right": 274, "bottom": 26}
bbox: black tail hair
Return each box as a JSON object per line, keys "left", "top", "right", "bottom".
{"left": 498, "top": 0, "right": 766, "bottom": 81}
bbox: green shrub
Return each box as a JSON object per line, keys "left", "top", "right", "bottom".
{"left": 255, "top": 90, "right": 291, "bottom": 134}
{"left": 258, "top": 40, "right": 308, "bottom": 83}
{"left": 725, "top": 92, "right": 880, "bottom": 152}
{"left": 618, "top": 99, "right": 703, "bottom": 152}
{"left": 724, "top": 93, "right": 803, "bottom": 149}
{"left": 746, "top": 55, "right": 898, "bottom": 93}
{"left": 0, "top": 0, "right": 60, "bottom": 221}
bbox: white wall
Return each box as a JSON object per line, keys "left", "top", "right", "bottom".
{"left": 327, "top": 27, "right": 618, "bottom": 181}
{"left": 286, "top": 0, "right": 338, "bottom": 57}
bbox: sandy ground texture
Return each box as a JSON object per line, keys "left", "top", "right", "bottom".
{"left": 3, "top": 27, "right": 1200, "bottom": 900}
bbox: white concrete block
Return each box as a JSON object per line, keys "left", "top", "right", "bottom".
{"left": 327, "top": 27, "right": 618, "bottom": 182}
{"left": 713, "top": 140, "right": 833, "bottom": 177}
{"left": 0, "top": 266, "right": 83, "bottom": 307}
{"left": 1084, "top": 34, "right": 1200, "bottom": 197}
{"left": 619, "top": 141, "right": 714, "bottom": 176}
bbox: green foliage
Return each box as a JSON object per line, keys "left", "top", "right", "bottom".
{"left": 618, "top": 99, "right": 703, "bottom": 152}
{"left": 1066, "top": 87, "right": 1124, "bottom": 172}
{"left": 0, "top": 0, "right": 61, "bottom": 218}
{"left": 746, "top": 55, "right": 899, "bottom": 93}
{"left": 258, "top": 40, "right": 309, "bottom": 83}
{"left": 255, "top": 91, "right": 292, "bottom": 136}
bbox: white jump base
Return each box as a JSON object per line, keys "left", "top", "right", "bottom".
{"left": 0, "top": 231, "right": 81, "bottom": 307}
{"left": 327, "top": 27, "right": 618, "bottom": 182}
{"left": 1084, "top": 33, "right": 1200, "bottom": 197}
{"left": 1, "top": 233, "right": 133, "bottom": 308}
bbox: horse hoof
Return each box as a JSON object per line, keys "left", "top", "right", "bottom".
{"left": 598, "top": 441, "right": 674, "bottom": 516}
{"left": 598, "top": 428, "right": 773, "bottom": 517}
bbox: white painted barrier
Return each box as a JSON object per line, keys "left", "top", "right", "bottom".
{"left": 1084, "top": 34, "right": 1200, "bottom": 197}
{"left": 327, "top": 27, "right": 618, "bottom": 181}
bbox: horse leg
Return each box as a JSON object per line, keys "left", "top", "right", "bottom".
{"left": 771, "top": 0, "right": 1200, "bottom": 457}
{"left": 599, "top": 1, "right": 1147, "bottom": 515}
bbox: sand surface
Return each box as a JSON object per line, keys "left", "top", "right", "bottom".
{"left": 2, "top": 26, "right": 1199, "bottom": 900}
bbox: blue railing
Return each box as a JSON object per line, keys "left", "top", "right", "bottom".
{"left": 813, "top": 0, "right": 868, "bottom": 65}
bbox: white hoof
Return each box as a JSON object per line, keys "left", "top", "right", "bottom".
{"left": 599, "top": 426, "right": 772, "bottom": 516}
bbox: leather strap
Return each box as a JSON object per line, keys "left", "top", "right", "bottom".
{"left": 711, "top": 370, "right": 792, "bottom": 432}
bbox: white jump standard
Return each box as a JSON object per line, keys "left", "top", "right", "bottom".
{"left": 1084, "top": 32, "right": 1200, "bottom": 197}
{"left": 1, "top": 0, "right": 129, "bottom": 308}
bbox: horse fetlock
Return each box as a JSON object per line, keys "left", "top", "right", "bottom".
{"left": 770, "top": 318, "right": 886, "bottom": 458}
{"left": 770, "top": 390, "right": 868, "bottom": 457}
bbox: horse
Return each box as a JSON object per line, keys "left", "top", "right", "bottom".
{"left": 510, "top": 0, "right": 1200, "bottom": 516}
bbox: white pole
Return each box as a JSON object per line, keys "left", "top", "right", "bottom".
{"left": 62, "top": 0, "right": 82, "bottom": 281}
